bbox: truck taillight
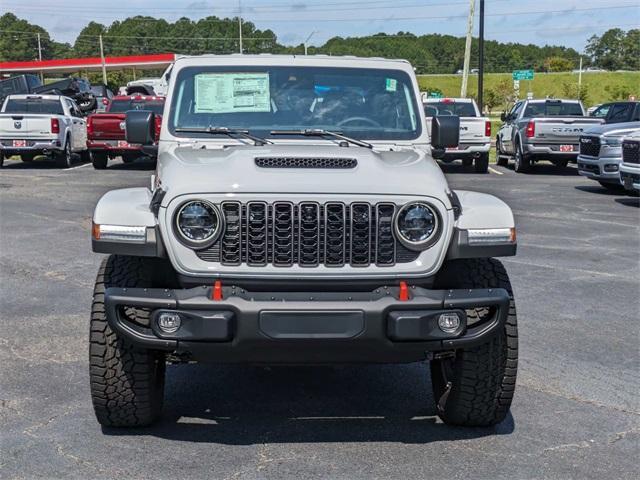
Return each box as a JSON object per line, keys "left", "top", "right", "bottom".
{"left": 87, "top": 117, "right": 93, "bottom": 136}
{"left": 50, "top": 118, "right": 60, "bottom": 134}
{"left": 154, "top": 116, "right": 162, "bottom": 141}
{"left": 526, "top": 121, "right": 535, "bottom": 138}
{"left": 485, "top": 120, "right": 491, "bottom": 137}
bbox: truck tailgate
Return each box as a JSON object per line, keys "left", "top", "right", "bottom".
{"left": 88, "top": 113, "right": 126, "bottom": 141}
{"left": 0, "top": 114, "right": 55, "bottom": 139}
{"left": 531, "top": 117, "right": 604, "bottom": 144}
{"left": 459, "top": 117, "right": 488, "bottom": 143}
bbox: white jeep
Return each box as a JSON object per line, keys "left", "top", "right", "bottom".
{"left": 90, "top": 55, "right": 519, "bottom": 428}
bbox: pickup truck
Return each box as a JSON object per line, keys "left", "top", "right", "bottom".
{"left": 577, "top": 122, "right": 640, "bottom": 190}
{"left": 86, "top": 95, "right": 164, "bottom": 169}
{"left": 589, "top": 101, "right": 640, "bottom": 124}
{"left": 89, "top": 54, "right": 519, "bottom": 429}
{"left": 0, "top": 94, "right": 88, "bottom": 168}
{"left": 496, "top": 99, "right": 604, "bottom": 173}
{"left": 620, "top": 131, "right": 640, "bottom": 193}
{"left": 423, "top": 97, "right": 491, "bottom": 173}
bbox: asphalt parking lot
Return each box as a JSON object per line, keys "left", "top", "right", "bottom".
{"left": 1, "top": 157, "right": 638, "bottom": 479}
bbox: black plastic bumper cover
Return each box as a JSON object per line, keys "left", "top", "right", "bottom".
{"left": 104, "top": 285, "right": 510, "bottom": 363}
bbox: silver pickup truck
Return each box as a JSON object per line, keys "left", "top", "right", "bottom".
{"left": 496, "top": 99, "right": 604, "bottom": 173}
{"left": 0, "top": 94, "right": 88, "bottom": 168}
{"left": 577, "top": 122, "right": 640, "bottom": 190}
{"left": 423, "top": 97, "right": 491, "bottom": 173}
{"left": 89, "top": 54, "right": 519, "bottom": 429}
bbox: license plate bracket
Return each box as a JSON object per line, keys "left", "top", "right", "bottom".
{"left": 559, "top": 144, "right": 574, "bottom": 152}
{"left": 13, "top": 140, "right": 26, "bottom": 147}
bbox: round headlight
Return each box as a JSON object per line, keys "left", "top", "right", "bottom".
{"left": 175, "top": 200, "right": 222, "bottom": 248}
{"left": 394, "top": 202, "right": 440, "bottom": 250}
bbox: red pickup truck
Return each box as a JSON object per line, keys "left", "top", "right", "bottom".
{"left": 87, "top": 95, "right": 164, "bottom": 169}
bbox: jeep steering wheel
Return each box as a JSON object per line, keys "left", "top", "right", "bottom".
{"left": 337, "top": 117, "right": 381, "bottom": 128}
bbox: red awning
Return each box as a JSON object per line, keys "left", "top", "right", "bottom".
{"left": 0, "top": 53, "right": 176, "bottom": 74}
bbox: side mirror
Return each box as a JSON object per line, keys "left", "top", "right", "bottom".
{"left": 500, "top": 112, "right": 507, "bottom": 122}
{"left": 430, "top": 115, "right": 460, "bottom": 159}
{"left": 125, "top": 110, "right": 155, "bottom": 145}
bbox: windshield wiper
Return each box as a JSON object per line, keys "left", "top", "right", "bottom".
{"left": 174, "top": 126, "right": 272, "bottom": 146}
{"left": 270, "top": 129, "right": 373, "bottom": 149}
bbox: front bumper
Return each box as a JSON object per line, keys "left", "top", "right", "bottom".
{"left": 104, "top": 284, "right": 510, "bottom": 363}
{"left": 620, "top": 163, "right": 640, "bottom": 191}
{"left": 577, "top": 154, "right": 623, "bottom": 183}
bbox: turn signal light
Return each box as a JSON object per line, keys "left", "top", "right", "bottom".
{"left": 51, "top": 118, "right": 60, "bottom": 134}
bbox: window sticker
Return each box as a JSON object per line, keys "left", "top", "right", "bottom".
{"left": 385, "top": 78, "right": 397, "bottom": 92}
{"left": 194, "top": 73, "right": 271, "bottom": 114}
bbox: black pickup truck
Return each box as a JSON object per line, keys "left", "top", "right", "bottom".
{"left": 590, "top": 101, "right": 640, "bottom": 124}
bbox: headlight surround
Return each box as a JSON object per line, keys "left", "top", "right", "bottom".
{"left": 174, "top": 200, "right": 222, "bottom": 248}
{"left": 603, "top": 136, "right": 622, "bottom": 147}
{"left": 394, "top": 202, "right": 440, "bottom": 250}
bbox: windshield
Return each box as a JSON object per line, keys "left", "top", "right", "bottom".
{"left": 109, "top": 99, "right": 165, "bottom": 114}
{"left": 524, "top": 102, "right": 584, "bottom": 117}
{"left": 169, "top": 66, "right": 421, "bottom": 140}
{"left": 4, "top": 98, "right": 64, "bottom": 115}
{"left": 424, "top": 101, "right": 476, "bottom": 117}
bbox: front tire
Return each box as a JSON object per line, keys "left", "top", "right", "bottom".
{"left": 431, "top": 258, "right": 518, "bottom": 427}
{"left": 474, "top": 153, "right": 489, "bottom": 173}
{"left": 89, "top": 256, "right": 166, "bottom": 427}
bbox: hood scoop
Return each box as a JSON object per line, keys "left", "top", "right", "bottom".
{"left": 255, "top": 157, "right": 357, "bottom": 169}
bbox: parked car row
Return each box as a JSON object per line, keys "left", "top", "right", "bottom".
{"left": 0, "top": 93, "right": 165, "bottom": 169}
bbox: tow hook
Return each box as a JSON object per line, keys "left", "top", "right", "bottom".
{"left": 437, "top": 382, "right": 453, "bottom": 414}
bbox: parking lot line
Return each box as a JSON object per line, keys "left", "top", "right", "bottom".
{"left": 488, "top": 166, "right": 504, "bottom": 175}
{"left": 65, "top": 163, "right": 92, "bottom": 171}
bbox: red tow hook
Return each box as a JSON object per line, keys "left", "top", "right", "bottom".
{"left": 398, "top": 281, "right": 410, "bottom": 301}
{"left": 212, "top": 280, "right": 223, "bottom": 301}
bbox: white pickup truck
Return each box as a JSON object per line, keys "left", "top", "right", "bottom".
{"left": 423, "top": 97, "right": 491, "bottom": 173}
{"left": 0, "top": 94, "right": 88, "bottom": 168}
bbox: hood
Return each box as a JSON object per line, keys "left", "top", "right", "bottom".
{"left": 157, "top": 143, "right": 451, "bottom": 204}
{"left": 585, "top": 121, "right": 640, "bottom": 137}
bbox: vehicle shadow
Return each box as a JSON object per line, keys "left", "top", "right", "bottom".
{"left": 504, "top": 162, "right": 579, "bottom": 176}
{"left": 574, "top": 185, "right": 626, "bottom": 196}
{"left": 102, "top": 363, "right": 515, "bottom": 444}
{"left": 106, "top": 158, "right": 156, "bottom": 171}
{"left": 438, "top": 162, "right": 481, "bottom": 174}
{"left": 614, "top": 197, "right": 640, "bottom": 207}
{"left": 1, "top": 157, "right": 68, "bottom": 169}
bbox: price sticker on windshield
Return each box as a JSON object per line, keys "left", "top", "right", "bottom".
{"left": 385, "top": 78, "right": 397, "bottom": 92}
{"left": 194, "top": 73, "right": 271, "bottom": 114}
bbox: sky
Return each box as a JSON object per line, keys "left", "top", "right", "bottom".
{"left": 3, "top": 0, "right": 639, "bottom": 51}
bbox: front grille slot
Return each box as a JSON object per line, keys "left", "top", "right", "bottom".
{"left": 255, "top": 157, "right": 357, "bottom": 169}
{"left": 622, "top": 140, "right": 640, "bottom": 164}
{"left": 196, "top": 201, "right": 420, "bottom": 267}
{"left": 579, "top": 136, "right": 600, "bottom": 157}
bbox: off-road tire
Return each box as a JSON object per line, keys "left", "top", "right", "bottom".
{"left": 89, "top": 255, "right": 166, "bottom": 427}
{"left": 496, "top": 138, "right": 509, "bottom": 167}
{"left": 121, "top": 153, "right": 137, "bottom": 164}
{"left": 462, "top": 158, "right": 473, "bottom": 167}
{"left": 513, "top": 141, "right": 530, "bottom": 173}
{"left": 20, "top": 154, "right": 35, "bottom": 162}
{"left": 474, "top": 153, "right": 489, "bottom": 173}
{"left": 431, "top": 258, "right": 518, "bottom": 427}
{"left": 91, "top": 151, "right": 108, "bottom": 170}
{"left": 56, "top": 137, "right": 73, "bottom": 168}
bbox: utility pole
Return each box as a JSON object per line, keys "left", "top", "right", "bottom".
{"left": 578, "top": 55, "right": 583, "bottom": 88}
{"left": 99, "top": 35, "right": 108, "bottom": 86}
{"left": 304, "top": 30, "right": 317, "bottom": 55}
{"left": 477, "top": 0, "right": 485, "bottom": 113}
{"left": 238, "top": 0, "right": 243, "bottom": 54}
{"left": 36, "top": 32, "right": 43, "bottom": 82}
{"left": 460, "top": 0, "right": 476, "bottom": 98}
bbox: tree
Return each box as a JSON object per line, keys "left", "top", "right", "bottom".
{"left": 544, "top": 56, "right": 574, "bottom": 72}
{"left": 0, "top": 13, "right": 71, "bottom": 62}
{"left": 561, "top": 82, "right": 589, "bottom": 105}
{"left": 586, "top": 28, "right": 638, "bottom": 71}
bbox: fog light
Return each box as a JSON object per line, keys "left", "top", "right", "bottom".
{"left": 438, "top": 312, "right": 461, "bottom": 333}
{"left": 157, "top": 312, "right": 182, "bottom": 333}
{"left": 604, "top": 164, "right": 619, "bottom": 172}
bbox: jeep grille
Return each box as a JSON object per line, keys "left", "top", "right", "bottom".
{"left": 579, "top": 136, "right": 600, "bottom": 157}
{"left": 622, "top": 140, "right": 640, "bottom": 164}
{"left": 195, "top": 201, "right": 419, "bottom": 267}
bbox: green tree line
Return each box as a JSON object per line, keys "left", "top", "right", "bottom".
{"left": 1, "top": 13, "right": 638, "bottom": 75}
